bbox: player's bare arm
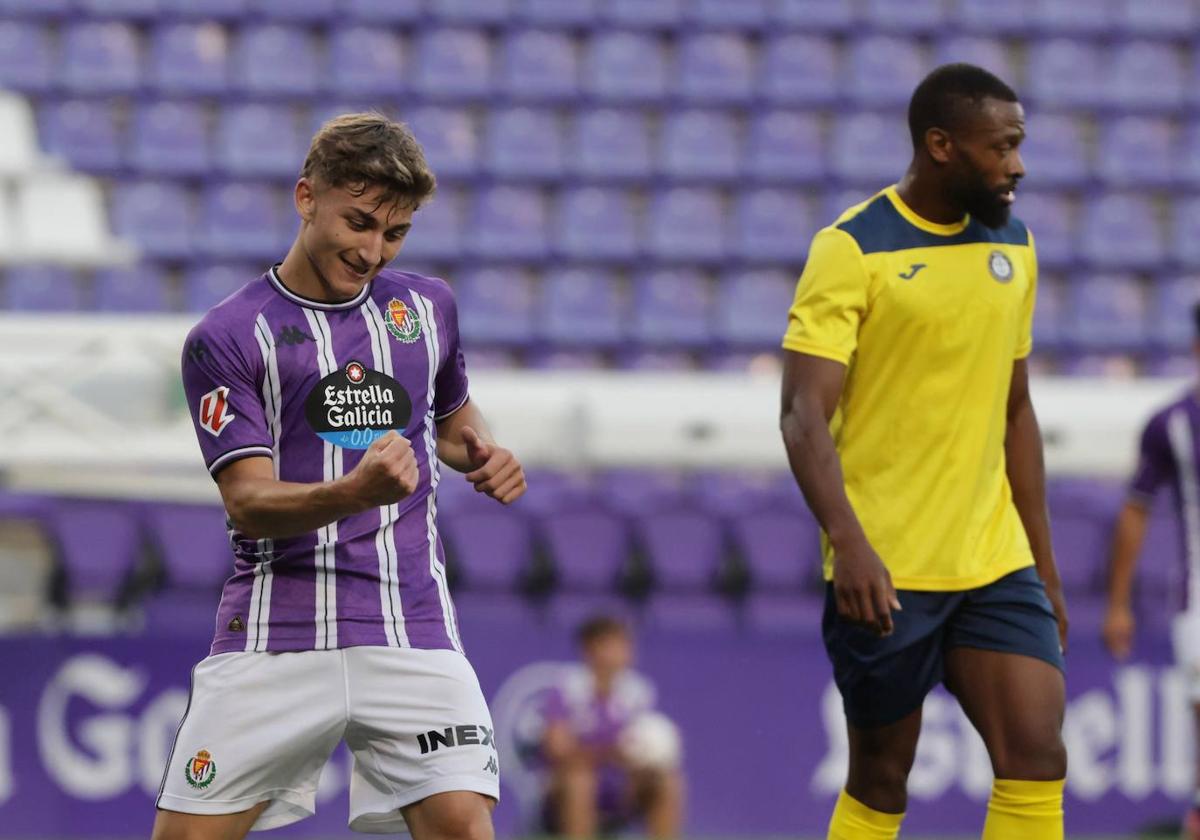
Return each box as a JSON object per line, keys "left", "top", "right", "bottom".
{"left": 780, "top": 350, "right": 901, "bottom": 637}
{"left": 436, "top": 398, "right": 527, "bottom": 504}
{"left": 1004, "top": 358, "right": 1068, "bottom": 648}
{"left": 1102, "top": 500, "right": 1150, "bottom": 659}
{"left": 214, "top": 430, "right": 419, "bottom": 540}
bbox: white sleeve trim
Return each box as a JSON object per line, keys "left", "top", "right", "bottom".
{"left": 433, "top": 392, "right": 470, "bottom": 422}
{"left": 208, "top": 445, "right": 274, "bottom": 476}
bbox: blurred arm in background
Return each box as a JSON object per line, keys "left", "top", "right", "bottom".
{"left": 1103, "top": 500, "right": 1150, "bottom": 659}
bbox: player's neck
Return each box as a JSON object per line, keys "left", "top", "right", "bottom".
{"left": 895, "top": 169, "right": 967, "bottom": 227}
{"left": 277, "top": 239, "right": 360, "bottom": 304}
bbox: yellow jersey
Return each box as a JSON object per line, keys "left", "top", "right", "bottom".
{"left": 782, "top": 186, "right": 1037, "bottom": 591}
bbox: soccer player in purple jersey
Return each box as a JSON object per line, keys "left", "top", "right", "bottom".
{"left": 1104, "top": 302, "right": 1200, "bottom": 838}
{"left": 152, "top": 114, "right": 525, "bottom": 840}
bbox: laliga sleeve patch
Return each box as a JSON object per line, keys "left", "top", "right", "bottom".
{"left": 198, "top": 386, "right": 236, "bottom": 437}
{"left": 305, "top": 360, "right": 413, "bottom": 449}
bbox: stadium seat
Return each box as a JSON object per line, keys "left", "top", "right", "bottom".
{"left": 570, "top": 109, "right": 653, "bottom": 181}
{"left": 16, "top": 175, "right": 127, "bottom": 265}
{"left": 216, "top": 103, "right": 304, "bottom": 178}
{"left": 513, "top": 469, "right": 596, "bottom": 518}
{"left": 158, "top": 0, "right": 248, "bottom": 18}
{"left": 254, "top": 0, "right": 337, "bottom": 21}
{"left": 454, "top": 266, "right": 538, "bottom": 347}
{"left": 1026, "top": 39, "right": 1103, "bottom": 109}
{"left": 743, "top": 593, "right": 824, "bottom": 636}
{"left": 60, "top": 21, "right": 141, "bottom": 94}
{"left": 232, "top": 25, "right": 319, "bottom": 97}
{"left": 1115, "top": 0, "right": 1196, "bottom": 34}
{"left": 546, "top": 593, "right": 640, "bottom": 631}
{"left": 541, "top": 510, "right": 631, "bottom": 592}
{"left": 1107, "top": 41, "right": 1185, "bottom": 113}
{"left": 603, "top": 0, "right": 681, "bottom": 28}
{"left": 404, "top": 107, "right": 479, "bottom": 180}
{"left": 75, "top": 0, "right": 159, "bottom": 16}
{"left": 684, "top": 0, "right": 767, "bottom": 29}
{"left": 676, "top": 33, "right": 755, "bottom": 104}
{"left": 0, "top": 95, "right": 44, "bottom": 179}
{"left": 659, "top": 109, "right": 740, "bottom": 182}
{"left": 514, "top": 0, "right": 597, "bottom": 26}
{"left": 689, "top": 470, "right": 789, "bottom": 518}
{"left": 94, "top": 266, "right": 173, "bottom": 313}
{"left": 327, "top": 26, "right": 406, "bottom": 97}
{"left": 1019, "top": 113, "right": 1090, "bottom": 188}
{"left": 597, "top": 469, "right": 687, "bottom": 517}
{"left": 140, "top": 503, "right": 233, "bottom": 632}
{"left": 200, "top": 183, "right": 285, "bottom": 260}
{"left": 470, "top": 186, "right": 550, "bottom": 260}
{"left": 629, "top": 268, "right": 713, "bottom": 348}
{"left": 746, "top": 110, "right": 824, "bottom": 184}
{"left": 1031, "top": 273, "right": 1065, "bottom": 351}
{"left": 844, "top": 36, "right": 928, "bottom": 108}
{"left": 730, "top": 512, "right": 821, "bottom": 592}
{"left": 646, "top": 188, "right": 726, "bottom": 263}
{"left": 714, "top": 269, "right": 794, "bottom": 349}
{"left": 129, "top": 101, "right": 211, "bottom": 176}
{"left": 555, "top": 186, "right": 639, "bottom": 262}
{"left": 150, "top": 22, "right": 229, "bottom": 95}
{"left": 1051, "top": 511, "right": 1109, "bottom": 595}
{"left": 615, "top": 350, "right": 697, "bottom": 371}
{"left": 183, "top": 264, "right": 256, "bottom": 312}
{"left": 401, "top": 189, "right": 464, "bottom": 260}
{"left": 51, "top": 500, "right": 143, "bottom": 609}
{"left": 636, "top": 512, "right": 725, "bottom": 592}
{"left": 484, "top": 108, "right": 566, "bottom": 181}
{"left": 733, "top": 189, "right": 815, "bottom": 263}
{"left": 861, "top": 0, "right": 946, "bottom": 32}
{"left": 1013, "top": 192, "right": 1075, "bottom": 269}
{"left": 3, "top": 266, "right": 84, "bottom": 312}
{"left": 340, "top": 0, "right": 421, "bottom": 23}
{"left": 829, "top": 112, "right": 911, "bottom": 186}
{"left": 428, "top": 0, "right": 512, "bottom": 25}
{"left": 760, "top": 34, "right": 840, "bottom": 106}
{"left": 0, "top": 21, "right": 54, "bottom": 92}
{"left": 1062, "top": 273, "right": 1148, "bottom": 351}
{"left": 644, "top": 593, "right": 738, "bottom": 634}
{"left": 1150, "top": 276, "right": 1200, "bottom": 352}
{"left": 413, "top": 28, "right": 492, "bottom": 101}
{"left": 770, "top": 0, "right": 854, "bottom": 31}
{"left": 525, "top": 349, "right": 608, "bottom": 370}
{"left": 540, "top": 267, "right": 624, "bottom": 347}
{"left": 442, "top": 512, "right": 533, "bottom": 592}
{"left": 933, "top": 36, "right": 1014, "bottom": 81}
{"left": 1171, "top": 196, "right": 1200, "bottom": 268}
{"left": 1077, "top": 193, "right": 1164, "bottom": 269}
{"left": 1180, "top": 122, "right": 1200, "bottom": 188}
{"left": 0, "top": 0, "right": 71, "bottom": 16}
{"left": 1139, "top": 509, "right": 1183, "bottom": 605}
{"left": 583, "top": 31, "right": 668, "bottom": 103}
{"left": 110, "top": 180, "right": 195, "bottom": 260}
{"left": 39, "top": 100, "right": 121, "bottom": 174}
{"left": 1029, "top": 0, "right": 1114, "bottom": 35}
{"left": 1096, "top": 116, "right": 1174, "bottom": 187}
{"left": 499, "top": 29, "right": 579, "bottom": 103}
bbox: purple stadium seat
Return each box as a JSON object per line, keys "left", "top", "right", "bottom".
{"left": 0, "top": 21, "right": 53, "bottom": 92}
{"left": 515, "top": 469, "right": 596, "bottom": 518}
{"left": 1181, "top": 123, "right": 1200, "bottom": 188}
{"left": 690, "top": 470, "right": 787, "bottom": 518}
{"left": 61, "top": 21, "right": 140, "bottom": 94}
{"left": 660, "top": 109, "right": 740, "bottom": 182}
{"left": 233, "top": 25, "right": 319, "bottom": 97}
{"left": 1019, "top": 113, "right": 1089, "bottom": 188}
{"left": 761, "top": 34, "right": 839, "bottom": 106}
{"left": 715, "top": 269, "right": 794, "bottom": 348}
{"left": 733, "top": 189, "right": 815, "bottom": 263}
{"left": 597, "top": 469, "right": 687, "bottom": 517}
{"left": 470, "top": 186, "right": 549, "bottom": 260}
{"left": 451, "top": 592, "right": 537, "bottom": 629}
{"left": 0, "top": 0, "right": 71, "bottom": 16}
{"left": 75, "top": 0, "right": 157, "bottom": 16}
{"left": 405, "top": 107, "right": 479, "bottom": 180}
{"left": 743, "top": 593, "right": 824, "bottom": 636}
{"left": 571, "top": 109, "right": 653, "bottom": 181}
{"left": 1078, "top": 194, "right": 1164, "bottom": 269}
{"left": 1116, "top": 0, "right": 1196, "bottom": 34}
{"left": 1056, "top": 352, "right": 1139, "bottom": 378}
{"left": 1096, "top": 117, "right": 1174, "bottom": 188}
{"left": 1149, "top": 276, "right": 1199, "bottom": 351}
{"left": 254, "top": 0, "right": 337, "bottom": 21}
{"left": 3, "top": 267, "right": 84, "bottom": 312}
{"left": 731, "top": 512, "right": 822, "bottom": 591}
{"left": 129, "top": 101, "right": 210, "bottom": 176}
{"left": 216, "top": 103, "right": 303, "bottom": 178}
{"left": 630, "top": 268, "right": 712, "bottom": 348}
{"left": 1030, "top": 0, "right": 1114, "bottom": 35}
{"left": 604, "top": 0, "right": 681, "bottom": 27}
{"left": 823, "top": 187, "right": 875, "bottom": 227}
{"left": 144, "top": 505, "right": 232, "bottom": 591}
{"left": 442, "top": 512, "right": 532, "bottom": 592}
{"left": 328, "top": 26, "right": 406, "bottom": 97}
{"left": 1014, "top": 192, "right": 1075, "bottom": 269}
{"left": 933, "top": 36, "right": 1014, "bottom": 81}
{"left": 455, "top": 266, "right": 538, "bottom": 347}
{"left": 401, "top": 189, "right": 465, "bottom": 260}
{"left": 1171, "top": 196, "right": 1200, "bottom": 268}
{"left": 584, "top": 31, "right": 668, "bottom": 103}
{"left": 201, "top": 184, "right": 284, "bottom": 260}
{"left": 829, "top": 112, "right": 911, "bottom": 186}
{"left": 746, "top": 110, "right": 824, "bottom": 184}
{"left": 546, "top": 594, "right": 639, "bottom": 631}
{"left": 1062, "top": 273, "right": 1148, "bottom": 351}
{"left": 1026, "top": 39, "right": 1103, "bottom": 109}
{"left": 540, "top": 267, "right": 624, "bottom": 347}
{"left": 158, "top": 0, "right": 248, "bottom": 18}
{"left": 52, "top": 501, "right": 142, "bottom": 606}
{"left": 429, "top": 0, "right": 511, "bottom": 24}
{"left": 685, "top": 0, "right": 767, "bottom": 29}
{"left": 1140, "top": 507, "right": 1183, "bottom": 604}
{"left": 676, "top": 33, "right": 755, "bottom": 104}
{"left": 414, "top": 28, "right": 492, "bottom": 101}
{"left": 647, "top": 188, "right": 726, "bottom": 263}
{"left": 636, "top": 512, "right": 724, "bottom": 592}
{"left": 556, "top": 187, "right": 639, "bottom": 262}
{"left": 616, "top": 350, "right": 697, "bottom": 371}
{"left": 111, "top": 180, "right": 195, "bottom": 260}
{"left": 150, "top": 22, "right": 229, "bottom": 95}
{"left": 844, "top": 36, "right": 927, "bottom": 108}
{"left": 1031, "top": 273, "right": 1065, "bottom": 351}
{"left": 515, "top": 0, "right": 597, "bottom": 26}
{"left": 40, "top": 100, "right": 121, "bottom": 174}
{"left": 183, "top": 264, "right": 255, "bottom": 312}
{"left": 542, "top": 510, "right": 631, "bottom": 592}
{"left": 526, "top": 349, "right": 608, "bottom": 370}
{"left": 343, "top": 0, "right": 422, "bottom": 22}
{"left": 644, "top": 594, "right": 737, "bottom": 634}
{"left": 1107, "top": 41, "right": 1185, "bottom": 113}
{"left": 1050, "top": 510, "right": 1111, "bottom": 595}
{"left": 94, "top": 265, "right": 172, "bottom": 313}
{"left": 771, "top": 0, "right": 854, "bottom": 31}
{"left": 1143, "top": 354, "right": 1194, "bottom": 378}
{"left": 862, "top": 0, "right": 945, "bottom": 32}
{"left": 500, "top": 29, "right": 579, "bottom": 103}
{"left": 485, "top": 108, "right": 565, "bottom": 181}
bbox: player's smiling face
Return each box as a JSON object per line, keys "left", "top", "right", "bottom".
{"left": 946, "top": 98, "right": 1026, "bottom": 229}
{"left": 295, "top": 179, "right": 415, "bottom": 301}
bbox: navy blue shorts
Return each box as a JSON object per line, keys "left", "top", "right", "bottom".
{"left": 822, "top": 566, "right": 1064, "bottom": 730}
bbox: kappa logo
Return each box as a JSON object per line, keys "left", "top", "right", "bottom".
{"left": 417, "top": 724, "right": 496, "bottom": 755}
{"left": 186, "top": 338, "right": 211, "bottom": 364}
{"left": 898, "top": 263, "right": 927, "bottom": 280}
{"left": 275, "top": 325, "right": 314, "bottom": 346}
{"left": 483, "top": 756, "right": 498, "bottom": 775}
{"left": 198, "top": 386, "right": 235, "bottom": 437}
{"left": 385, "top": 298, "right": 423, "bottom": 344}
{"left": 183, "top": 749, "right": 217, "bottom": 790}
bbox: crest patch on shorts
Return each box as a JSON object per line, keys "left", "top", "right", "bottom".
{"left": 184, "top": 749, "right": 217, "bottom": 790}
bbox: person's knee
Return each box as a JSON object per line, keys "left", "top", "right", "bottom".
{"left": 991, "top": 730, "right": 1067, "bottom": 780}
{"left": 151, "top": 807, "right": 262, "bottom": 840}
{"left": 408, "top": 793, "right": 494, "bottom": 840}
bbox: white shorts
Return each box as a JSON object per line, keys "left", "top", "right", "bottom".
{"left": 1172, "top": 610, "right": 1200, "bottom": 702}
{"left": 156, "top": 646, "right": 499, "bottom": 833}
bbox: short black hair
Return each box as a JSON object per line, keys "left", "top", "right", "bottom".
{"left": 576, "top": 614, "right": 628, "bottom": 647}
{"left": 908, "top": 63, "right": 1019, "bottom": 150}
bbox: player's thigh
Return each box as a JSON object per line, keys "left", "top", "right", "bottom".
{"left": 402, "top": 791, "right": 495, "bottom": 840}
{"left": 151, "top": 801, "right": 269, "bottom": 840}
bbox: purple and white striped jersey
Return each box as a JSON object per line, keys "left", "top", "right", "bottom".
{"left": 181, "top": 265, "right": 470, "bottom": 655}
{"left": 1130, "top": 390, "right": 1200, "bottom": 610}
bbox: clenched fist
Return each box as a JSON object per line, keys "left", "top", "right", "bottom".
{"left": 347, "top": 430, "right": 420, "bottom": 506}
{"left": 462, "top": 426, "right": 526, "bottom": 505}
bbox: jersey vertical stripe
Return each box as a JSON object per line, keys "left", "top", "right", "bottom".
{"left": 1168, "top": 408, "right": 1200, "bottom": 610}
{"left": 361, "top": 298, "right": 408, "bottom": 648}
{"left": 248, "top": 314, "right": 281, "bottom": 652}
{"left": 412, "top": 291, "right": 462, "bottom": 652}
{"left": 304, "top": 308, "right": 340, "bottom": 649}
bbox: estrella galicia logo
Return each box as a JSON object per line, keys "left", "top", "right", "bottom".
{"left": 988, "top": 250, "right": 1014, "bottom": 283}
{"left": 304, "top": 360, "right": 412, "bottom": 449}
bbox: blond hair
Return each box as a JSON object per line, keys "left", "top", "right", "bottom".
{"left": 301, "top": 112, "right": 436, "bottom": 208}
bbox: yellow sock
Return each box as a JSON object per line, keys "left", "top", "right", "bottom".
{"left": 981, "top": 778, "right": 1065, "bottom": 840}
{"left": 827, "top": 788, "right": 904, "bottom": 840}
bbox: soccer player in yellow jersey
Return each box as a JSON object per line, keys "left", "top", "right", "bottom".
{"left": 780, "top": 64, "right": 1068, "bottom": 840}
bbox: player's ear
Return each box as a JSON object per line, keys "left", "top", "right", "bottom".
{"left": 925, "top": 127, "right": 953, "bottom": 164}
{"left": 295, "top": 178, "right": 318, "bottom": 223}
